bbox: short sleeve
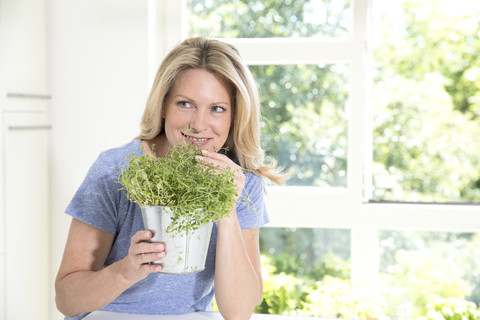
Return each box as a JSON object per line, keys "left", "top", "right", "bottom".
{"left": 65, "top": 153, "right": 121, "bottom": 235}
{"left": 235, "top": 172, "right": 270, "bottom": 229}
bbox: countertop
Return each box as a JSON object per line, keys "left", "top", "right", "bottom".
{"left": 84, "top": 310, "right": 320, "bottom": 319}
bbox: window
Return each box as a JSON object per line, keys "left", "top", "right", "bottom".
{"left": 379, "top": 230, "right": 480, "bottom": 319}
{"left": 187, "top": 0, "right": 352, "bottom": 38}
{"left": 250, "top": 64, "right": 350, "bottom": 187}
{"left": 152, "top": 0, "right": 480, "bottom": 318}
{"left": 371, "top": 0, "right": 480, "bottom": 203}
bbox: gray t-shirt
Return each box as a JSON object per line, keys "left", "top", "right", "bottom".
{"left": 64, "top": 139, "right": 269, "bottom": 319}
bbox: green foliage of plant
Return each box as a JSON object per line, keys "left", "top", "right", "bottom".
{"left": 116, "top": 142, "right": 238, "bottom": 234}
{"left": 260, "top": 227, "right": 351, "bottom": 281}
{"left": 304, "top": 276, "right": 387, "bottom": 319}
{"left": 423, "top": 298, "right": 480, "bottom": 320}
{"left": 372, "top": 0, "right": 480, "bottom": 202}
{"left": 376, "top": 0, "right": 480, "bottom": 120}
{"left": 372, "top": 73, "right": 480, "bottom": 202}
{"left": 187, "top": 0, "right": 350, "bottom": 38}
{"left": 259, "top": 227, "right": 480, "bottom": 320}
{"left": 378, "top": 231, "right": 480, "bottom": 319}
{"left": 251, "top": 64, "right": 349, "bottom": 187}
{"left": 381, "top": 246, "right": 472, "bottom": 318}
{"left": 254, "top": 255, "right": 387, "bottom": 319}
{"left": 254, "top": 255, "right": 312, "bottom": 315}
{"left": 267, "top": 251, "right": 350, "bottom": 282}
{"left": 257, "top": 228, "right": 480, "bottom": 320}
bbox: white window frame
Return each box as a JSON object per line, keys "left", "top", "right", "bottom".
{"left": 151, "top": 0, "right": 480, "bottom": 293}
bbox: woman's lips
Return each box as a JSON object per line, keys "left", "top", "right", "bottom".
{"left": 183, "top": 134, "right": 211, "bottom": 146}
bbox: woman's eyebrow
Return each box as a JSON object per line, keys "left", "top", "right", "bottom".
{"left": 174, "top": 94, "right": 231, "bottom": 106}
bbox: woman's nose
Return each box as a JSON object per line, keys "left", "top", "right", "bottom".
{"left": 190, "top": 110, "right": 207, "bottom": 133}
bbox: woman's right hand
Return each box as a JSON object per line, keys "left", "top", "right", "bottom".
{"left": 120, "top": 230, "right": 166, "bottom": 282}
{"left": 57, "top": 220, "right": 167, "bottom": 317}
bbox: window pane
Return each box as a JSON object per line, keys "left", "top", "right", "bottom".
{"left": 371, "top": 0, "right": 480, "bottom": 202}
{"left": 259, "top": 227, "right": 352, "bottom": 316}
{"left": 187, "top": 0, "right": 351, "bottom": 38}
{"left": 379, "top": 230, "right": 480, "bottom": 319}
{"left": 252, "top": 64, "right": 349, "bottom": 187}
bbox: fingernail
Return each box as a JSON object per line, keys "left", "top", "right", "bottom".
{"left": 201, "top": 150, "right": 209, "bottom": 155}
{"left": 195, "top": 155, "right": 203, "bottom": 161}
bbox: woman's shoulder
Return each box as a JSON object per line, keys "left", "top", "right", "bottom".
{"left": 91, "top": 139, "right": 142, "bottom": 176}
{"left": 98, "top": 140, "right": 141, "bottom": 163}
{"left": 244, "top": 170, "right": 264, "bottom": 192}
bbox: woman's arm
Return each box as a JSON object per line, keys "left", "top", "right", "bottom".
{"left": 197, "top": 150, "right": 264, "bottom": 319}
{"left": 215, "top": 215, "right": 263, "bottom": 320}
{"left": 55, "top": 218, "right": 165, "bottom": 318}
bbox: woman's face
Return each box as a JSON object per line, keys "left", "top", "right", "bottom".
{"left": 163, "top": 68, "right": 233, "bottom": 152}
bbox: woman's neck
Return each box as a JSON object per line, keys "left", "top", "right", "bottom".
{"left": 141, "top": 134, "right": 169, "bottom": 158}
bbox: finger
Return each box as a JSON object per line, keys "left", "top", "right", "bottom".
{"left": 140, "top": 263, "right": 163, "bottom": 274}
{"left": 139, "top": 251, "right": 166, "bottom": 265}
{"left": 195, "top": 156, "right": 225, "bottom": 172}
{"left": 128, "top": 244, "right": 165, "bottom": 267}
{"left": 132, "top": 230, "right": 153, "bottom": 244}
{"left": 135, "top": 242, "right": 165, "bottom": 255}
{"left": 196, "top": 154, "right": 245, "bottom": 185}
{"left": 197, "top": 151, "right": 238, "bottom": 171}
{"left": 201, "top": 149, "right": 232, "bottom": 163}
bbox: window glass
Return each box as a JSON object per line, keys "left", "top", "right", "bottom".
{"left": 187, "top": 0, "right": 352, "bottom": 38}
{"left": 251, "top": 64, "right": 350, "bottom": 187}
{"left": 379, "top": 230, "right": 480, "bottom": 319}
{"left": 258, "top": 227, "right": 352, "bottom": 316}
{"left": 371, "top": 0, "right": 480, "bottom": 202}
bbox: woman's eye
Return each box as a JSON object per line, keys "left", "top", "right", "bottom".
{"left": 178, "top": 101, "right": 192, "bottom": 108}
{"left": 212, "top": 106, "right": 226, "bottom": 113}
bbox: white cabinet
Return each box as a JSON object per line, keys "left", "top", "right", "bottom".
{"left": 0, "top": 255, "right": 4, "bottom": 320}
{"left": 0, "top": 0, "right": 50, "bottom": 319}
{"left": 0, "top": 0, "right": 47, "bottom": 95}
{"left": 2, "top": 110, "right": 50, "bottom": 320}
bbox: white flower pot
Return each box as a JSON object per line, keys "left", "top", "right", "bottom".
{"left": 140, "top": 205, "right": 213, "bottom": 274}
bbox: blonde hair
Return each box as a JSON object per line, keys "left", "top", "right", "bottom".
{"left": 137, "top": 37, "right": 287, "bottom": 186}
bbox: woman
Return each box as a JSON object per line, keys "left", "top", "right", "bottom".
{"left": 55, "top": 37, "right": 285, "bottom": 320}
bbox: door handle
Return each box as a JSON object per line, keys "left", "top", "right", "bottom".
{"left": 7, "top": 125, "right": 52, "bottom": 131}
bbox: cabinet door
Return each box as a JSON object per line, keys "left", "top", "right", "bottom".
{"left": 3, "top": 112, "right": 49, "bottom": 320}
{"left": 0, "top": 254, "right": 4, "bottom": 320}
{"left": 0, "top": 0, "right": 47, "bottom": 94}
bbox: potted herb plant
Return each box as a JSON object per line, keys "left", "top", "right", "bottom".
{"left": 116, "top": 141, "right": 238, "bottom": 274}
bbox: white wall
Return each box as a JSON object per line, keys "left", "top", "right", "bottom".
{"left": 47, "top": 1, "right": 150, "bottom": 318}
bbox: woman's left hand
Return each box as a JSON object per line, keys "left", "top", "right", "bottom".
{"left": 195, "top": 149, "right": 245, "bottom": 202}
